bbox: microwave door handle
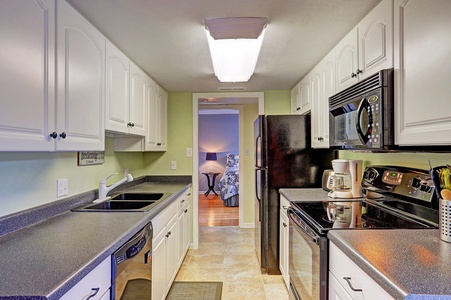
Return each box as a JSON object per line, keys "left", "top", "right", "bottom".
{"left": 356, "top": 98, "right": 370, "bottom": 144}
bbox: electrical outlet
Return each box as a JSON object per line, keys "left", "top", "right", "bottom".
{"left": 57, "top": 179, "right": 68, "bottom": 197}
{"left": 186, "top": 148, "right": 192, "bottom": 157}
{"left": 170, "top": 161, "right": 177, "bottom": 170}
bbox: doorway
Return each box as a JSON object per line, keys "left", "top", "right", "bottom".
{"left": 198, "top": 107, "right": 240, "bottom": 226}
{"left": 191, "top": 92, "right": 264, "bottom": 249}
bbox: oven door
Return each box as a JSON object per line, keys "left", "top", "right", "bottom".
{"left": 112, "top": 223, "right": 153, "bottom": 300}
{"left": 288, "top": 208, "right": 328, "bottom": 300}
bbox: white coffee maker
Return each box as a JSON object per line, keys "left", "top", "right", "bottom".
{"left": 327, "top": 159, "right": 363, "bottom": 198}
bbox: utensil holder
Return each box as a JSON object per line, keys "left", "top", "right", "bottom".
{"left": 440, "top": 198, "right": 451, "bottom": 243}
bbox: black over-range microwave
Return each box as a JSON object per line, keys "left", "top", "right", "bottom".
{"left": 329, "top": 68, "right": 394, "bottom": 150}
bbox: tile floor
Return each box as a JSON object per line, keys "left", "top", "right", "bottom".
{"left": 175, "top": 226, "right": 289, "bottom": 300}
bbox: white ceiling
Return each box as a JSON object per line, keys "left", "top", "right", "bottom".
{"left": 66, "top": 0, "right": 381, "bottom": 93}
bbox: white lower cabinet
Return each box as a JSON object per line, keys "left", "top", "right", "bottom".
{"left": 60, "top": 256, "right": 111, "bottom": 300}
{"left": 151, "top": 189, "right": 191, "bottom": 300}
{"left": 279, "top": 195, "right": 290, "bottom": 288}
{"left": 329, "top": 242, "right": 393, "bottom": 300}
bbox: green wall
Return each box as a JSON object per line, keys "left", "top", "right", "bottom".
{"left": 0, "top": 138, "right": 146, "bottom": 217}
{"left": 264, "top": 90, "right": 291, "bottom": 115}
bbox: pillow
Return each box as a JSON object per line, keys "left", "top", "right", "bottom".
{"left": 226, "top": 153, "right": 239, "bottom": 168}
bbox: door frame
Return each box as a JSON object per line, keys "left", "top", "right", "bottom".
{"left": 192, "top": 92, "right": 264, "bottom": 249}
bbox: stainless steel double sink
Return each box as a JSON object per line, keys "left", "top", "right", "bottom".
{"left": 72, "top": 192, "right": 171, "bottom": 212}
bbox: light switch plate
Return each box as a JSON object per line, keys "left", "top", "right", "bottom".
{"left": 171, "top": 161, "right": 177, "bottom": 170}
{"left": 186, "top": 148, "right": 192, "bottom": 157}
{"left": 57, "top": 179, "right": 68, "bottom": 197}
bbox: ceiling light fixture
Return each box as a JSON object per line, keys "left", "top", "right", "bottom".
{"left": 204, "top": 17, "right": 268, "bottom": 83}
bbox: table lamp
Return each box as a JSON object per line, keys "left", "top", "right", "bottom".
{"left": 206, "top": 152, "right": 217, "bottom": 172}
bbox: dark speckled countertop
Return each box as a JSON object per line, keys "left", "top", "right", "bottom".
{"left": 0, "top": 177, "right": 191, "bottom": 300}
{"left": 280, "top": 188, "right": 451, "bottom": 300}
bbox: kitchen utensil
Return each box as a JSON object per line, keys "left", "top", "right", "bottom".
{"left": 430, "top": 165, "right": 451, "bottom": 198}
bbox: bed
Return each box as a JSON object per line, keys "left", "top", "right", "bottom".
{"left": 218, "top": 153, "right": 239, "bottom": 207}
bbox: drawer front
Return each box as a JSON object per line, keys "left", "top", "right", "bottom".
{"left": 152, "top": 200, "right": 177, "bottom": 235}
{"left": 60, "top": 256, "right": 111, "bottom": 300}
{"left": 329, "top": 243, "right": 393, "bottom": 300}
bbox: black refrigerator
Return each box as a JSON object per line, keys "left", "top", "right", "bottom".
{"left": 254, "top": 114, "right": 334, "bottom": 274}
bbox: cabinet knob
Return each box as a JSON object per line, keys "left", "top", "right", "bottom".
{"left": 356, "top": 69, "right": 362, "bottom": 75}
{"left": 127, "top": 122, "right": 135, "bottom": 127}
{"left": 184, "top": 209, "right": 188, "bottom": 213}
{"left": 318, "top": 137, "right": 324, "bottom": 141}
{"left": 296, "top": 107, "right": 301, "bottom": 111}
{"left": 49, "top": 132, "right": 57, "bottom": 139}
{"left": 59, "top": 132, "right": 67, "bottom": 139}
{"left": 351, "top": 72, "right": 357, "bottom": 78}
{"left": 283, "top": 222, "right": 287, "bottom": 228}
{"left": 157, "top": 143, "right": 162, "bottom": 146}
{"left": 181, "top": 199, "right": 185, "bottom": 203}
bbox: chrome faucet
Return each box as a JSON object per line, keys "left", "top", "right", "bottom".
{"left": 94, "top": 173, "right": 134, "bottom": 203}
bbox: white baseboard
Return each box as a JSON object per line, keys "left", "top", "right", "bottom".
{"left": 240, "top": 222, "right": 255, "bottom": 228}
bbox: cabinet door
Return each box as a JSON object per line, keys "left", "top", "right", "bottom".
{"left": 165, "top": 216, "right": 178, "bottom": 292}
{"left": 105, "top": 40, "right": 130, "bottom": 133}
{"left": 145, "top": 79, "right": 159, "bottom": 149}
{"left": 279, "top": 209, "right": 289, "bottom": 288}
{"left": 0, "top": 0, "right": 55, "bottom": 151}
{"left": 157, "top": 88, "right": 168, "bottom": 150}
{"left": 394, "top": 0, "right": 451, "bottom": 145}
{"left": 291, "top": 83, "right": 301, "bottom": 114}
{"left": 56, "top": 0, "right": 105, "bottom": 151}
{"left": 129, "top": 62, "right": 147, "bottom": 136}
{"left": 336, "top": 28, "right": 359, "bottom": 92}
{"left": 152, "top": 229, "right": 167, "bottom": 300}
{"left": 357, "top": 0, "right": 393, "bottom": 80}
{"left": 298, "top": 75, "right": 311, "bottom": 114}
{"left": 310, "top": 65, "right": 328, "bottom": 148}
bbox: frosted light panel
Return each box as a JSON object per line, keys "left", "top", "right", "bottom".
{"left": 206, "top": 30, "right": 265, "bottom": 82}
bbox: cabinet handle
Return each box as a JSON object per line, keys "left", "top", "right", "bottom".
{"left": 282, "top": 205, "right": 287, "bottom": 210}
{"left": 86, "top": 287, "right": 100, "bottom": 299}
{"left": 166, "top": 231, "right": 172, "bottom": 238}
{"left": 49, "top": 132, "right": 58, "bottom": 139}
{"left": 351, "top": 72, "right": 357, "bottom": 78}
{"left": 356, "top": 69, "right": 362, "bottom": 75}
{"left": 318, "top": 137, "right": 324, "bottom": 141}
{"left": 157, "top": 143, "right": 162, "bottom": 146}
{"left": 296, "top": 107, "right": 301, "bottom": 111}
{"left": 187, "top": 193, "right": 191, "bottom": 196}
{"left": 343, "top": 277, "right": 363, "bottom": 292}
{"left": 181, "top": 199, "right": 185, "bottom": 203}
{"left": 184, "top": 209, "right": 188, "bottom": 213}
{"left": 127, "top": 122, "right": 135, "bottom": 127}
{"left": 59, "top": 132, "right": 66, "bottom": 139}
{"left": 283, "top": 222, "right": 287, "bottom": 228}
{"left": 130, "top": 122, "right": 135, "bottom": 127}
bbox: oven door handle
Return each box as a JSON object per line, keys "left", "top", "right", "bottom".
{"left": 288, "top": 208, "right": 320, "bottom": 245}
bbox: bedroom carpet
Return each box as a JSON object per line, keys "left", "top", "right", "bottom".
{"left": 166, "top": 281, "right": 223, "bottom": 300}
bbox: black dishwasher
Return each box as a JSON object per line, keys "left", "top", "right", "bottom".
{"left": 112, "top": 222, "right": 153, "bottom": 300}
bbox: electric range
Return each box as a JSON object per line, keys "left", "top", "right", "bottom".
{"left": 287, "top": 166, "right": 439, "bottom": 300}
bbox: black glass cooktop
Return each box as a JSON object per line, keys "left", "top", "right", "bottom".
{"left": 290, "top": 199, "right": 438, "bottom": 235}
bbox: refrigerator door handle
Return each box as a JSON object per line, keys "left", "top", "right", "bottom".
{"left": 255, "top": 135, "right": 261, "bottom": 168}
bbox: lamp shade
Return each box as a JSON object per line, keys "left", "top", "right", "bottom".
{"left": 206, "top": 152, "right": 217, "bottom": 161}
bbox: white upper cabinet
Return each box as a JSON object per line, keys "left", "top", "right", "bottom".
{"left": 357, "top": 0, "right": 393, "bottom": 81}
{"left": 394, "top": 0, "right": 451, "bottom": 145}
{"left": 298, "top": 75, "right": 312, "bottom": 114}
{"left": 290, "top": 83, "right": 301, "bottom": 114}
{"left": 310, "top": 64, "right": 327, "bottom": 148}
{"left": 145, "top": 79, "right": 167, "bottom": 151}
{"left": 336, "top": 0, "right": 393, "bottom": 92}
{"left": 0, "top": 0, "right": 55, "bottom": 151}
{"left": 105, "top": 40, "right": 130, "bottom": 133}
{"left": 56, "top": 0, "right": 105, "bottom": 151}
{"left": 0, "top": 0, "right": 105, "bottom": 151}
{"left": 336, "top": 28, "right": 359, "bottom": 91}
{"left": 105, "top": 42, "right": 147, "bottom": 136}
{"left": 129, "top": 62, "right": 147, "bottom": 136}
